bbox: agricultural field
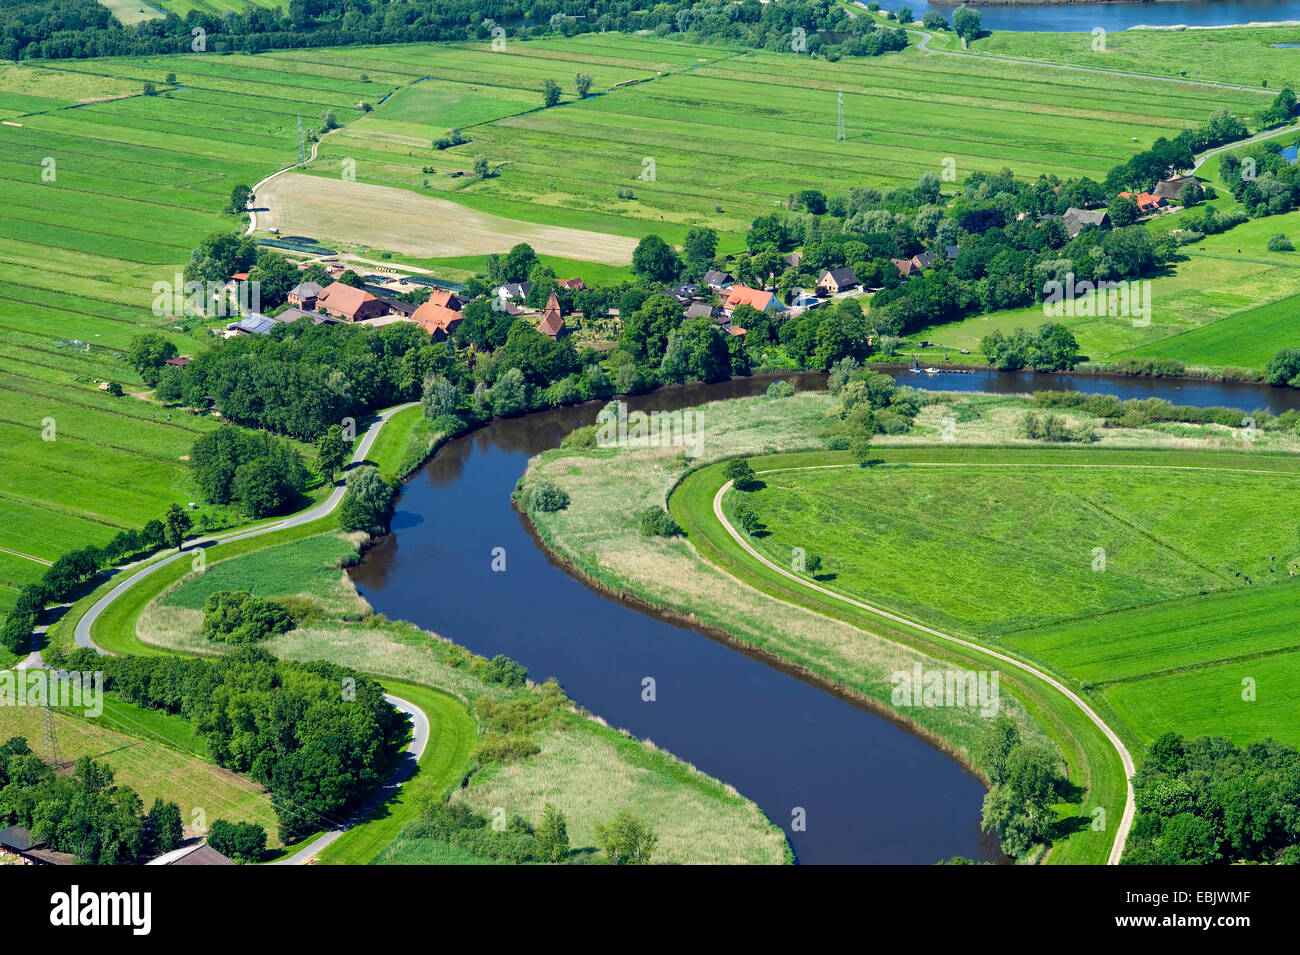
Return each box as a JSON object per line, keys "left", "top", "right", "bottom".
{"left": 295, "top": 33, "right": 1270, "bottom": 246}
{"left": 0, "top": 699, "right": 280, "bottom": 842}
{"left": 902, "top": 207, "right": 1300, "bottom": 366}
{"left": 0, "top": 49, "right": 378, "bottom": 604}
{"left": 727, "top": 445, "right": 1300, "bottom": 751}
{"left": 971, "top": 26, "right": 1300, "bottom": 91}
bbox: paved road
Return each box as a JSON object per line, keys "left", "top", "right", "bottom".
{"left": 73, "top": 402, "right": 415, "bottom": 653}
{"left": 270, "top": 692, "right": 429, "bottom": 865}
{"left": 710, "top": 465, "right": 1138, "bottom": 866}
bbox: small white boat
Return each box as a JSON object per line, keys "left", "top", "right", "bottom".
{"left": 924, "top": 367, "right": 939, "bottom": 374}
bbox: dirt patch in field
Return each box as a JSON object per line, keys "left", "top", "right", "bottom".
{"left": 257, "top": 173, "right": 638, "bottom": 265}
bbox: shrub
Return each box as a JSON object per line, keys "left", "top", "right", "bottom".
{"left": 200, "top": 590, "right": 295, "bottom": 644}
{"left": 638, "top": 505, "right": 681, "bottom": 537}
{"left": 766, "top": 379, "right": 795, "bottom": 398}
{"left": 483, "top": 653, "right": 528, "bottom": 687}
{"left": 723, "top": 458, "right": 756, "bottom": 489}
{"left": 1268, "top": 234, "right": 1294, "bottom": 251}
{"left": 530, "top": 481, "right": 569, "bottom": 512}
{"left": 207, "top": 819, "right": 267, "bottom": 863}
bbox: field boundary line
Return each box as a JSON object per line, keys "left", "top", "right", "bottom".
{"left": 709, "top": 467, "right": 1137, "bottom": 865}
{"left": 0, "top": 546, "right": 51, "bottom": 566}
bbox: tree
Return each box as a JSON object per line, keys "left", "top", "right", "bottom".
{"left": 976, "top": 715, "right": 1021, "bottom": 785}
{"left": 503, "top": 243, "right": 538, "bottom": 283}
{"left": 338, "top": 465, "right": 396, "bottom": 536}
{"left": 1108, "top": 193, "right": 1140, "bottom": 228}
{"left": 145, "top": 798, "right": 183, "bottom": 855}
{"left": 474, "top": 156, "right": 489, "bottom": 179}
{"left": 143, "top": 81, "right": 156, "bottom": 96}
{"left": 953, "top": 5, "right": 981, "bottom": 43}
{"left": 575, "top": 71, "right": 593, "bottom": 98}
{"left": 724, "top": 458, "right": 756, "bottom": 489}
{"left": 165, "top": 72, "right": 176, "bottom": 84}
{"left": 321, "top": 109, "right": 338, "bottom": 130}
{"left": 535, "top": 803, "right": 570, "bottom": 862}
{"left": 233, "top": 457, "right": 302, "bottom": 518}
{"left": 543, "top": 78, "right": 561, "bottom": 107}
{"left": 163, "top": 503, "right": 192, "bottom": 551}
{"left": 337, "top": 269, "right": 364, "bottom": 287}
{"left": 489, "top": 367, "right": 529, "bottom": 416}
{"left": 896, "top": 6, "right": 913, "bottom": 25}
{"left": 247, "top": 250, "right": 298, "bottom": 307}
{"left": 682, "top": 226, "right": 718, "bottom": 276}
{"left": 208, "top": 819, "right": 267, "bottom": 863}
{"left": 594, "top": 811, "right": 657, "bottom": 865}
{"left": 227, "top": 184, "right": 253, "bottom": 214}
{"left": 631, "top": 234, "right": 681, "bottom": 283}
{"left": 314, "top": 424, "right": 349, "bottom": 481}
{"left": 421, "top": 373, "right": 460, "bottom": 420}
{"left": 127, "top": 333, "right": 177, "bottom": 386}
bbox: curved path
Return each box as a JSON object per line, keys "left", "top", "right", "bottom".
{"left": 710, "top": 464, "right": 1137, "bottom": 865}
{"left": 271, "top": 691, "right": 429, "bottom": 865}
{"left": 74, "top": 402, "right": 414, "bottom": 652}
{"left": 68, "top": 401, "right": 421, "bottom": 865}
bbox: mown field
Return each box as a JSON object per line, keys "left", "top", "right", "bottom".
{"left": 730, "top": 446, "right": 1300, "bottom": 750}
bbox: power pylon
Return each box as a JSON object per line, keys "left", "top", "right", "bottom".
{"left": 836, "top": 88, "right": 845, "bottom": 141}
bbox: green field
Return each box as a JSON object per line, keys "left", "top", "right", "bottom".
{"left": 302, "top": 33, "right": 1270, "bottom": 244}
{"left": 724, "top": 446, "right": 1300, "bottom": 755}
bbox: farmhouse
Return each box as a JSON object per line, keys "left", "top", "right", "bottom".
{"left": 556, "top": 277, "right": 586, "bottom": 291}
{"left": 891, "top": 257, "right": 916, "bottom": 279}
{"left": 910, "top": 251, "right": 935, "bottom": 271}
{"left": 286, "top": 280, "right": 324, "bottom": 309}
{"left": 722, "top": 284, "right": 783, "bottom": 318}
{"left": 164, "top": 356, "right": 189, "bottom": 368}
{"left": 817, "top": 266, "right": 860, "bottom": 295}
{"left": 1153, "top": 174, "right": 1197, "bottom": 202}
{"left": 1119, "top": 191, "right": 1164, "bottom": 214}
{"left": 684, "top": 302, "right": 715, "bottom": 321}
{"left": 672, "top": 282, "right": 700, "bottom": 303}
{"left": 425, "top": 288, "right": 464, "bottom": 311}
{"left": 538, "top": 291, "right": 565, "bottom": 338}
{"left": 317, "top": 282, "right": 389, "bottom": 322}
{"left": 703, "top": 270, "right": 736, "bottom": 291}
{"left": 495, "top": 281, "right": 533, "bottom": 302}
{"left": 411, "top": 299, "right": 463, "bottom": 340}
{"left": 1063, "top": 207, "right": 1111, "bottom": 238}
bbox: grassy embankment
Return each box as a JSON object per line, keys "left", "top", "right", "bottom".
{"left": 522, "top": 388, "right": 1300, "bottom": 862}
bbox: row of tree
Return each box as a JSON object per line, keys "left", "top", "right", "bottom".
{"left": 54, "top": 645, "right": 404, "bottom": 843}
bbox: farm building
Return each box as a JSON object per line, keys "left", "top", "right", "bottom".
{"left": 1063, "top": 207, "right": 1111, "bottom": 238}
{"left": 1153, "top": 174, "right": 1197, "bottom": 202}
{"left": 0, "top": 826, "right": 74, "bottom": 865}
{"left": 891, "top": 258, "right": 917, "bottom": 279}
{"left": 817, "top": 266, "right": 860, "bottom": 295}
{"left": 495, "top": 281, "right": 533, "bottom": 302}
{"left": 317, "top": 282, "right": 390, "bottom": 322}
{"left": 1119, "top": 191, "right": 1164, "bottom": 213}
{"left": 684, "top": 302, "right": 715, "bottom": 321}
{"left": 411, "top": 300, "right": 463, "bottom": 340}
{"left": 147, "top": 843, "right": 236, "bottom": 866}
{"left": 226, "top": 313, "right": 280, "bottom": 336}
{"left": 164, "top": 356, "right": 190, "bottom": 368}
{"left": 910, "top": 251, "right": 935, "bottom": 271}
{"left": 556, "top": 277, "right": 586, "bottom": 290}
{"left": 286, "top": 281, "right": 324, "bottom": 309}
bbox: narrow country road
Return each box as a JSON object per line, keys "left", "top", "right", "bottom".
{"left": 73, "top": 402, "right": 414, "bottom": 653}
{"left": 65, "top": 401, "right": 426, "bottom": 864}
{"left": 270, "top": 692, "right": 429, "bottom": 865}
{"left": 710, "top": 466, "right": 1138, "bottom": 866}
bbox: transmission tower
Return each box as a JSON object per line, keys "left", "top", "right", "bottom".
{"left": 43, "top": 694, "right": 64, "bottom": 769}
{"left": 297, "top": 114, "right": 306, "bottom": 165}
{"left": 836, "top": 88, "right": 845, "bottom": 141}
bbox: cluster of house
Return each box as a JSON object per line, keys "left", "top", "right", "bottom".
{"left": 492, "top": 276, "right": 587, "bottom": 339}
{"left": 225, "top": 274, "right": 466, "bottom": 341}
{"left": 664, "top": 266, "right": 873, "bottom": 337}
{"left": 0, "top": 825, "right": 236, "bottom": 866}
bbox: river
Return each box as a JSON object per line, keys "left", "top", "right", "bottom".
{"left": 912, "top": 0, "right": 1300, "bottom": 33}
{"left": 348, "top": 370, "right": 1295, "bottom": 864}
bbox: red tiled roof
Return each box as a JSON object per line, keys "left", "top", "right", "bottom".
{"left": 723, "top": 284, "right": 775, "bottom": 312}
{"left": 556, "top": 277, "right": 586, "bottom": 290}
{"left": 726, "top": 325, "right": 747, "bottom": 337}
{"left": 317, "top": 282, "right": 378, "bottom": 319}
{"left": 411, "top": 300, "right": 462, "bottom": 335}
